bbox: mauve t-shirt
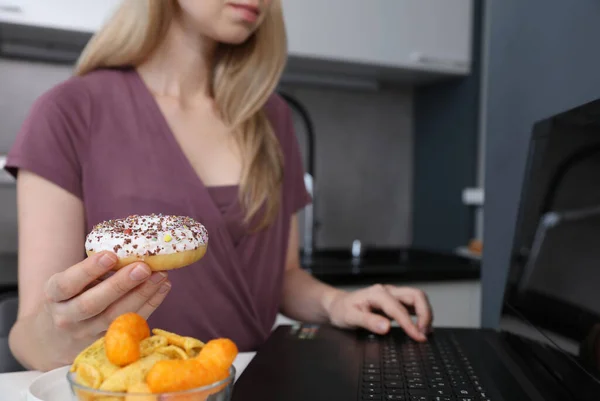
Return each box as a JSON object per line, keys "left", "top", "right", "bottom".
{"left": 5, "top": 68, "right": 311, "bottom": 352}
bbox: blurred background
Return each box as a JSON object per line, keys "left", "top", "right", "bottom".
{"left": 0, "top": 0, "right": 599, "bottom": 332}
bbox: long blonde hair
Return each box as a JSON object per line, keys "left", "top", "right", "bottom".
{"left": 75, "top": 0, "right": 287, "bottom": 230}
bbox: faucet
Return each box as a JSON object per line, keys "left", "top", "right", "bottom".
{"left": 278, "top": 90, "right": 316, "bottom": 260}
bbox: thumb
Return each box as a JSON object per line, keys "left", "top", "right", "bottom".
{"left": 347, "top": 309, "right": 391, "bottom": 335}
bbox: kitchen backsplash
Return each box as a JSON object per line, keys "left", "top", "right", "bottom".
{"left": 0, "top": 57, "right": 413, "bottom": 253}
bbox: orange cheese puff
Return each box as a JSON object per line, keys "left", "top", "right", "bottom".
{"left": 105, "top": 330, "right": 140, "bottom": 367}
{"left": 105, "top": 312, "right": 150, "bottom": 366}
{"left": 195, "top": 339, "right": 238, "bottom": 373}
{"left": 146, "top": 359, "right": 219, "bottom": 393}
{"left": 109, "top": 312, "right": 150, "bottom": 342}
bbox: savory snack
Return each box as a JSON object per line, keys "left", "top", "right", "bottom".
{"left": 69, "top": 312, "right": 238, "bottom": 400}
{"left": 85, "top": 214, "right": 209, "bottom": 271}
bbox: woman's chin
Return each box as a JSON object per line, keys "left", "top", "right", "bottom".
{"left": 215, "top": 26, "right": 256, "bottom": 46}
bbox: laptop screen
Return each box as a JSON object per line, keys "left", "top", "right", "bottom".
{"left": 502, "top": 98, "right": 600, "bottom": 382}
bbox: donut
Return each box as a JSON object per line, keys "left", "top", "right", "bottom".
{"left": 85, "top": 214, "right": 208, "bottom": 271}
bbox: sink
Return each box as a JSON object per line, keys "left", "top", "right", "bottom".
{"left": 298, "top": 247, "right": 480, "bottom": 282}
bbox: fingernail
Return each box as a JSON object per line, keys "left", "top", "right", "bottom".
{"left": 99, "top": 253, "right": 117, "bottom": 269}
{"left": 159, "top": 282, "right": 171, "bottom": 293}
{"left": 150, "top": 272, "right": 167, "bottom": 284}
{"left": 377, "top": 320, "right": 389, "bottom": 333}
{"left": 130, "top": 264, "right": 151, "bottom": 281}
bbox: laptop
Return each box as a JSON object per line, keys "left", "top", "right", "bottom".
{"left": 231, "top": 100, "right": 600, "bottom": 401}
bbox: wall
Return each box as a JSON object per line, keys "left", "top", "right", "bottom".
{"left": 411, "top": 0, "right": 483, "bottom": 253}
{"left": 0, "top": 58, "right": 415, "bottom": 253}
{"left": 0, "top": 59, "right": 73, "bottom": 253}
{"left": 283, "top": 85, "right": 413, "bottom": 249}
{"left": 481, "top": 0, "right": 600, "bottom": 327}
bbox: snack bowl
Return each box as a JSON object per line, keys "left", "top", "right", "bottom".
{"left": 66, "top": 365, "right": 236, "bottom": 401}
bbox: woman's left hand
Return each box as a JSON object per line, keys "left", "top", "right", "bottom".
{"left": 325, "top": 284, "right": 433, "bottom": 342}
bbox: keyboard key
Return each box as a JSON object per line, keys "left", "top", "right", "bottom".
{"left": 409, "top": 396, "right": 427, "bottom": 401}
{"left": 407, "top": 389, "right": 428, "bottom": 396}
{"left": 365, "top": 375, "right": 381, "bottom": 382}
{"left": 385, "top": 374, "right": 402, "bottom": 380}
{"left": 385, "top": 381, "right": 404, "bottom": 388}
{"left": 364, "top": 369, "right": 381, "bottom": 374}
{"left": 363, "top": 388, "right": 382, "bottom": 394}
{"left": 386, "top": 388, "right": 403, "bottom": 395}
{"left": 455, "top": 388, "right": 474, "bottom": 397}
{"left": 364, "top": 382, "right": 381, "bottom": 389}
{"left": 384, "top": 369, "right": 402, "bottom": 375}
{"left": 430, "top": 389, "right": 451, "bottom": 396}
{"left": 362, "top": 395, "right": 381, "bottom": 401}
{"left": 385, "top": 396, "right": 405, "bottom": 401}
{"left": 407, "top": 383, "right": 424, "bottom": 389}
{"left": 431, "top": 397, "right": 452, "bottom": 401}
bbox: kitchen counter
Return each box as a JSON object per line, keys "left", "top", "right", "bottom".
{"left": 0, "top": 248, "right": 481, "bottom": 290}
{"left": 0, "top": 253, "right": 18, "bottom": 292}
{"left": 300, "top": 248, "right": 480, "bottom": 286}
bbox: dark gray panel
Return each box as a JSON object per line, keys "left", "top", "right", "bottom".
{"left": 482, "top": 0, "right": 600, "bottom": 327}
{"left": 412, "top": 1, "right": 483, "bottom": 252}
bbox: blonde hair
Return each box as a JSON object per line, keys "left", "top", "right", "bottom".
{"left": 75, "top": 0, "right": 287, "bottom": 230}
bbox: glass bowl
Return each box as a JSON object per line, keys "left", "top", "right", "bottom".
{"left": 66, "top": 365, "right": 236, "bottom": 401}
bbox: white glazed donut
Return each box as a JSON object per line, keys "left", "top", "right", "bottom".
{"left": 85, "top": 214, "right": 208, "bottom": 271}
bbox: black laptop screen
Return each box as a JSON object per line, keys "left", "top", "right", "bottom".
{"left": 502, "top": 99, "right": 600, "bottom": 381}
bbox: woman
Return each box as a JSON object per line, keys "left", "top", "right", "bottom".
{"left": 5, "top": 0, "right": 432, "bottom": 372}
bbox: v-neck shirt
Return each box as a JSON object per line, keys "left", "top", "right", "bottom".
{"left": 5, "top": 67, "right": 312, "bottom": 351}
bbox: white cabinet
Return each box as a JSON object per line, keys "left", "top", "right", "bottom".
{"left": 0, "top": 0, "right": 474, "bottom": 81}
{"left": 0, "top": 0, "right": 120, "bottom": 32}
{"left": 275, "top": 280, "right": 481, "bottom": 329}
{"left": 282, "top": 0, "right": 474, "bottom": 76}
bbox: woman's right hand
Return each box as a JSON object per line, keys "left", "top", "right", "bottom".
{"left": 40, "top": 251, "right": 171, "bottom": 366}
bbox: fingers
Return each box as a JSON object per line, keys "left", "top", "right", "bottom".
{"left": 57, "top": 262, "right": 153, "bottom": 321}
{"left": 385, "top": 285, "right": 433, "bottom": 333}
{"left": 136, "top": 280, "right": 171, "bottom": 320}
{"left": 367, "top": 286, "right": 426, "bottom": 342}
{"left": 105, "top": 272, "right": 169, "bottom": 321}
{"left": 45, "top": 251, "right": 118, "bottom": 302}
{"left": 84, "top": 273, "right": 170, "bottom": 335}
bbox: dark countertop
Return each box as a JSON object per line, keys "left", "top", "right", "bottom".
{"left": 0, "top": 253, "right": 18, "bottom": 294}
{"left": 0, "top": 248, "right": 480, "bottom": 294}
{"left": 299, "top": 247, "right": 480, "bottom": 286}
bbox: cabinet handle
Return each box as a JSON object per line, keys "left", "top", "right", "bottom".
{"left": 409, "top": 52, "right": 467, "bottom": 70}
{"left": 0, "top": 4, "right": 22, "bottom": 13}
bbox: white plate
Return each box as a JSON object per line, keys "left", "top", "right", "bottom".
{"left": 27, "top": 365, "right": 71, "bottom": 401}
{"left": 25, "top": 353, "right": 255, "bottom": 401}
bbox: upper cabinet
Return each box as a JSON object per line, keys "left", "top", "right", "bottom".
{"left": 0, "top": 0, "right": 120, "bottom": 32}
{"left": 282, "top": 0, "right": 474, "bottom": 78}
{"left": 0, "top": 0, "right": 474, "bottom": 84}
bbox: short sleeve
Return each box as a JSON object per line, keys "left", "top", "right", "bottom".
{"left": 278, "top": 98, "right": 312, "bottom": 215}
{"left": 4, "top": 78, "right": 91, "bottom": 199}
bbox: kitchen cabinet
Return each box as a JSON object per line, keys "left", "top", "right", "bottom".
{"left": 0, "top": 0, "right": 120, "bottom": 32}
{"left": 0, "top": 0, "right": 474, "bottom": 83}
{"left": 282, "top": 0, "right": 474, "bottom": 78}
{"left": 275, "top": 280, "right": 481, "bottom": 329}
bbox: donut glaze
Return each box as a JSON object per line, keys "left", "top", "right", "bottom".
{"left": 85, "top": 214, "right": 208, "bottom": 270}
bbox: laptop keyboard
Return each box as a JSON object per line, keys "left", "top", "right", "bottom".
{"left": 360, "top": 331, "right": 492, "bottom": 401}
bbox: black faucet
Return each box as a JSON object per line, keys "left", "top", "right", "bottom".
{"left": 278, "top": 90, "right": 317, "bottom": 260}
